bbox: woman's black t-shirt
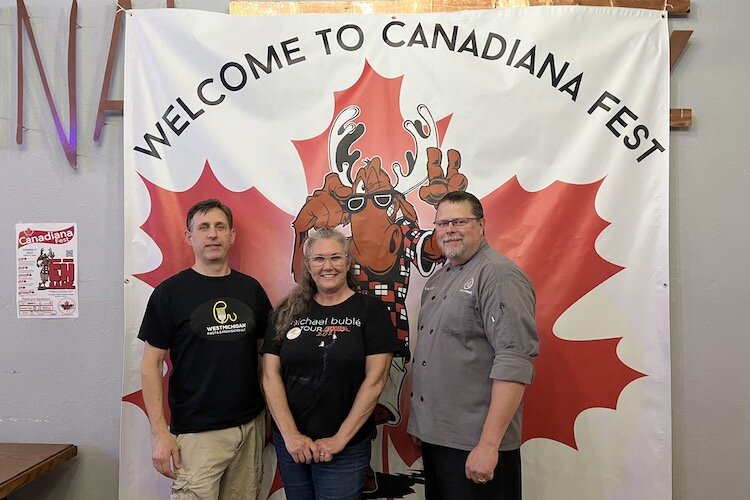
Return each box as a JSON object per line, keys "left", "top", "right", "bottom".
{"left": 261, "top": 293, "right": 399, "bottom": 444}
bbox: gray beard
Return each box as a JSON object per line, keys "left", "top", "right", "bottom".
{"left": 439, "top": 239, "right": 465, "bottom": 261}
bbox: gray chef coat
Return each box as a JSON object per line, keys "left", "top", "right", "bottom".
{"left": 408, "top": 241, "right": 538, "bottom": 451}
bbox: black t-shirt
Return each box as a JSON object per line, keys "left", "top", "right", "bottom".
{"left": 261, "top": 293, "right": 399, "bottom": 444}
{"left": 138, "top": 268, "right": 271, "bottom": 434}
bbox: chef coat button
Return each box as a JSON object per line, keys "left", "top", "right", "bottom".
{"left": 420, "top": 396, "right": 424, "bottom": 402}
{"left": 431, "top": 296, "right": 435, "bottom": 300}
{"left": 421, "top": 360, "right": 426, "bottom": 366}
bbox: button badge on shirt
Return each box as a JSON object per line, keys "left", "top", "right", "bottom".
{"left": 286, "top": 327, "right": 302, "bottom": 340}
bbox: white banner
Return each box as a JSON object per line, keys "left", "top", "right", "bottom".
{"left": 122, "top": 7, "right": 670, "bottom": 499}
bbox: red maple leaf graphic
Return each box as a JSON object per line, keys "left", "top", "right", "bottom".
{"left": 290, "top": 62, "right": 453, "bottom": 473}
{"left": 483, "top": 178, "right": 645, "bottom": 448}
{"left": 291, "top": 60, "right": 451, "bottom": 194}
{"left": 134, "top": 161, "right": 295, "bottom": 304}
{"left": 122, "top": 161, "right": 295, "bottom": 417}
{"left": 290, "top": 62, "right": 644, "bottom": 454}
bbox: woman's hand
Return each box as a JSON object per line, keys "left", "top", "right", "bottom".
{"left": 313, "top": 435, "right": 347, "bottom": 462}
{"left": 284, "top": 432, "right": 319, "bottom": 464}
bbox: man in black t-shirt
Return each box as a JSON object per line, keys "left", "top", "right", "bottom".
{"left": 138, "top": 199, "right": 271, "bottom": 500}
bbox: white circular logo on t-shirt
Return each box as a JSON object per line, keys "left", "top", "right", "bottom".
{"left": 286, "top": 327, "right": 302, "bottom": 340}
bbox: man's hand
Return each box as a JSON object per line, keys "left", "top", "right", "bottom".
{"left": 313, "top": 435, "right": 347, "bottom": 463}
{"left": 283, "top": 432, "right": 319, "bottom": 464}
{"left": 465, "top": 441, "right": 498, "bottom": 484}
{"left": 151, "top": 429, "right": 181, "bottom": 479}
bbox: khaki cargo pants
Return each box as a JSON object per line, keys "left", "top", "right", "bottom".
{"left": 171, "top": 411, "right": 265, "bottom": 500}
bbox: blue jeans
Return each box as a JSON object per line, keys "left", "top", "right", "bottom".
{"left": 272, "top": 431, "right": 370, "bottom": 500}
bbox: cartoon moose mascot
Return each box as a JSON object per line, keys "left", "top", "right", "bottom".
{"left": 291, "top": 104, "right": 468, "bottom": 494}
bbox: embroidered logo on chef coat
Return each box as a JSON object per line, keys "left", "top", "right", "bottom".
{"left": 460, "top": 278, "right": 475, "bottom": 295}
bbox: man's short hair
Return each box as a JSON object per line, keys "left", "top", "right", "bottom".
{"left": 437, "top": 191, "right": 484, "bottom": 219}
{"left": 186, "top": 199, "right": 234, "bottom": 231}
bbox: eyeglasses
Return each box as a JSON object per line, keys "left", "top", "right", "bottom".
{"left": 433, "top": 217, "right": 482, "bottom": 229}
{"left": 307, "top": 254, "right": 348, "bottom": 267}
{"left": 346, "top": 191, "right": 401, "bottom": 213}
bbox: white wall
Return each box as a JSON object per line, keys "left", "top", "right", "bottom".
{"left": 668, "top": 3, "right": 750, "bottom": 499}
{"left": 0, "top": 1, "right": 224, "bottom": 499}
{"left": 1, "top": 2, "right": 124, "bottom": 498}
{"left": 0, "top": 1, "right": 747, "bottom": 499}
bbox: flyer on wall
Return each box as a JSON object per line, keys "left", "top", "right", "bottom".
{"left": 16, "top": 223, "right": 79, "bottom": 318}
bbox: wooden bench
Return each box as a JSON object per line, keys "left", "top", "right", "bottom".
{"left": 0, "top": 443, "right": 77, "bottom": 499}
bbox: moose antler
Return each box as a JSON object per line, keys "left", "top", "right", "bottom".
{"left": 394, "top": 104, "right": 439, "bottom": 194}
{"left": 328, "top": 106, "right": 365, "bottom": 187}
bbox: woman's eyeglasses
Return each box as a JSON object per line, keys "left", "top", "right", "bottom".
{"left": 307, "top": 254, "right": 347, "bottom": 267}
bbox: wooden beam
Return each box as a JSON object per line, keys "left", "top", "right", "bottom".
{"left": 670, "top": 108, "right": 691, "bottom": 129}
{"left": 494, "top": 1, "right": 689, "bottom": 16}
{"left": 670, "top": 30, "right": 693, "bottom": 69}
{"left": 230, "top": 0, "right": 492, "bottom": 15}
{"left": 669, "top": 30, "right": 693, "bottom": 127}
{"left": 230, "top": 0, "right": 689, "bottom": 15}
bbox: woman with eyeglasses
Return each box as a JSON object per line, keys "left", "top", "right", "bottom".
{"left": 261, "top": 227, "right": 399, "bottom": 499}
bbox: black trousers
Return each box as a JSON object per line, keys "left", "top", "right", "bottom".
{"left": 421, "top": 443, "right": 521, "bottom": 500}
